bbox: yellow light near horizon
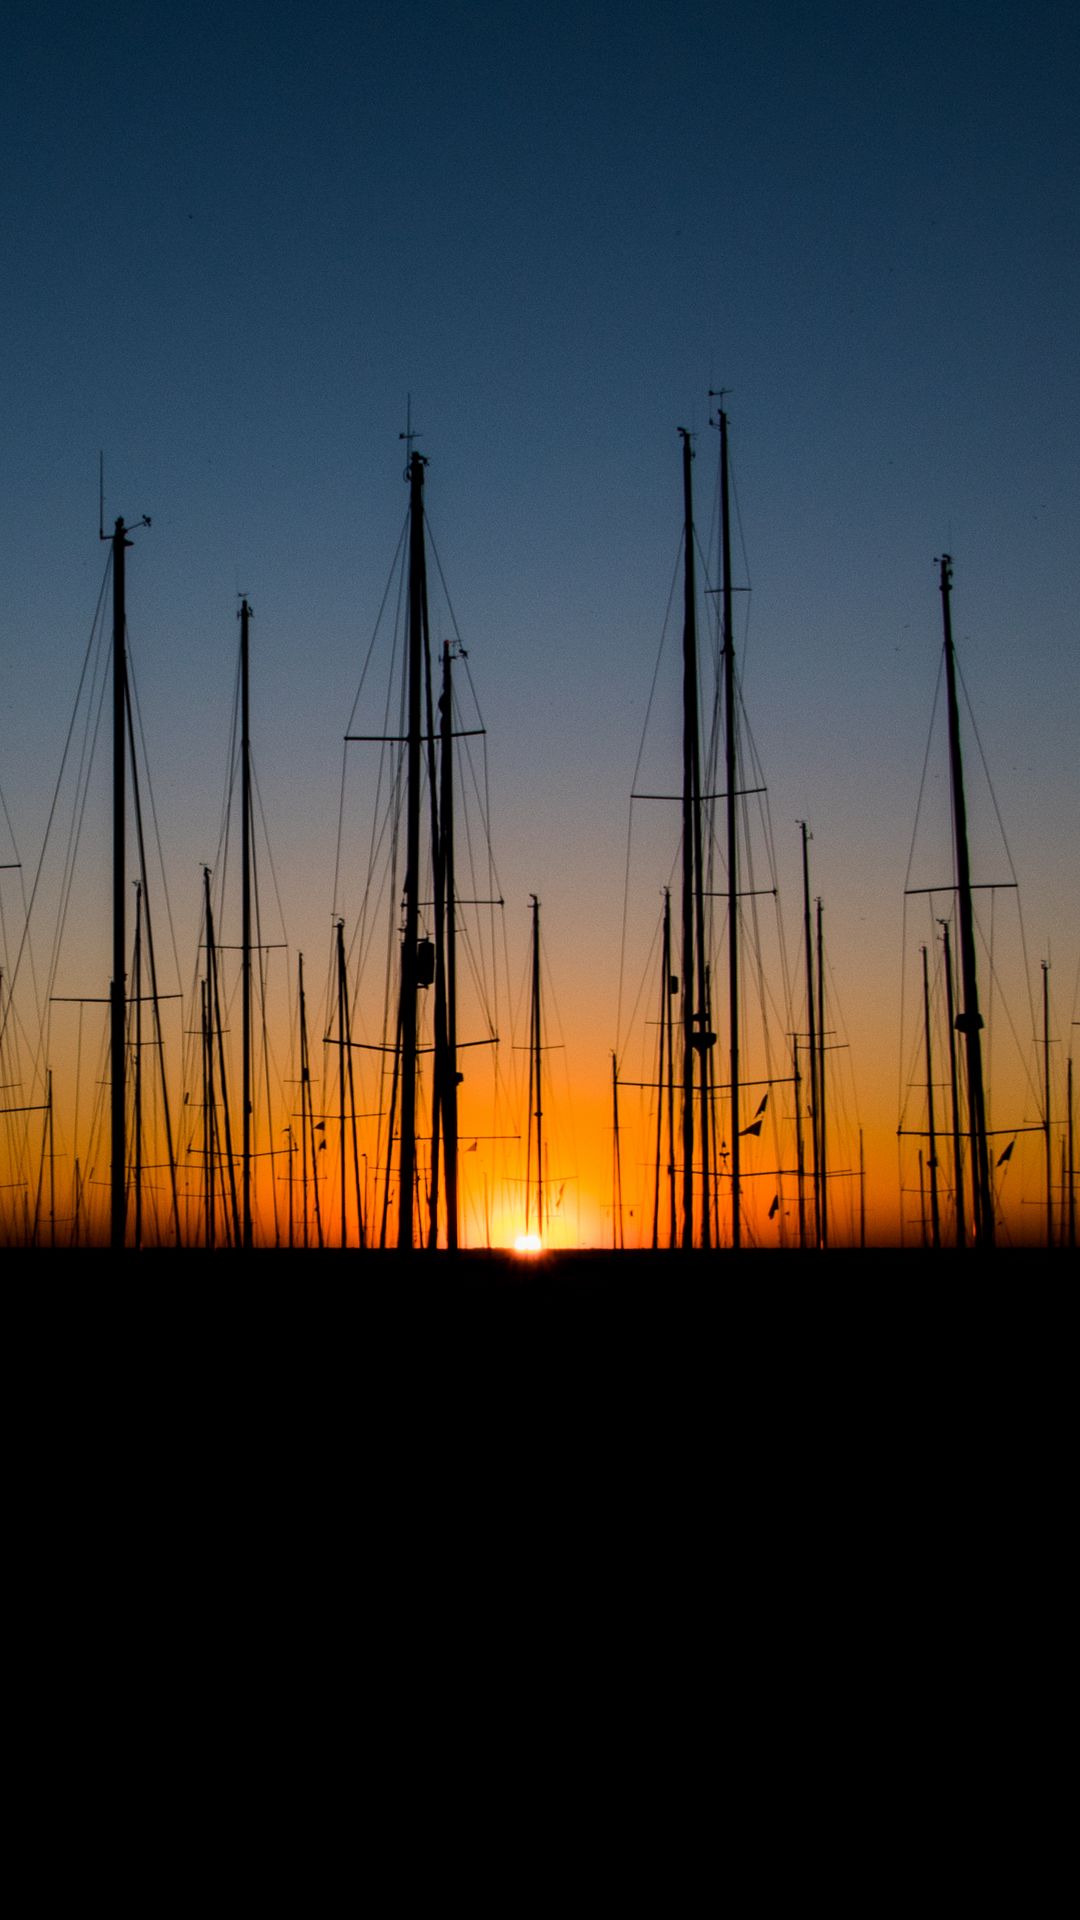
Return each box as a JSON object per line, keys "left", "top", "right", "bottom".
{"left": 514, "top": 1233, "right": 543, "bottom": 1255}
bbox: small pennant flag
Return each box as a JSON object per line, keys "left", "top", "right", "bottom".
{"left": 996, "top": 1139, "right": 1015, "bottom": 1168}
{"left": 467, "top": 1140, "right": 478, "bottom": 1152}
{"left": 768, "top": 1193, "right": 779, "bottom": 1219}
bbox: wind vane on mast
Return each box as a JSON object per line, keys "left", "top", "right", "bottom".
{"left": 399, "top": 396, "right": 424, "bottom": 474}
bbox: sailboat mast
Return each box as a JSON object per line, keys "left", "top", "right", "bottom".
{"left": 652, "top": 892, "right": 669, "bottom": 1249}
{"left": 793, "top": 1034, "right": 806, "bottom": 1250}
{"left": 921, "top": 943, "right": 941, "bottom": 1248}
{"left": 1042, "top": 961, "right": 1053, "bottom": 1249}
{"left": 612, "top": 1052, "right": 623, "bottom": 1250}
{"left": 202, "top": 974, "right": 214, "bottom": 1250}
{"left": 664, "top": 889, "right": 677, "bottom": 1249}
{"left": 939, "top": 916, "right": 965, "bottom": 1249}
{"left": 678, "top": 429, "right": 706, "bottom": 1249}
{"left": 1060, "top": 1059, "right": 1068, "bottom": 1251}
{"left": 799, "top": 822, "right": 819, "bottom": 1246}
{"left": 529, "top": 894, "right": 543, "bottom": 1239}
{"left": 817, "top": 895, "right": 828, "bottom": 1249}
{"left": 398, "top": 450, "right": 427, "bottom": 1250}
{"left": 47, "top": 1071, "right": 55, "bottom": 1250}
{"left": 134, "top": 882, "right": 143, "bottom": 1250}
{"left": 240, "top": 597, "right": 253, "bottom": 1251}
{"left": 336, "top": 919, "right": 348, "bottom": 1248}
{"left": 939, "top": 555, "right": 994, "bottom": 1248}
{"left": 719, "top": 407, "right": 740, "bottom": 1252}
{"left": 439, "top": 641, "right": 459, "bottom": 1251}
{"left": 110, "top": 518, "right": 130, "bottom": 1250}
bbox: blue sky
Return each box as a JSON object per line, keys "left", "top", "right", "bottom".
{"left": 1, "top": 2, "right": 1076, "bottom": 1239}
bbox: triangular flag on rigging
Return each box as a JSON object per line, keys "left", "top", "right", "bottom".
{"left": 996, "top": 1139, "right": 1015, "bottom": 1167}
{"left": 768, "top": 1193, "right": 779, "bottom": 1219}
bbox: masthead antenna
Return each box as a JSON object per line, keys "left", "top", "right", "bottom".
{"left": 98, "top": 457, "right": 150, "bottom": 543}
{"left": 399, "top": 394, "right": 425, "bottom": 476}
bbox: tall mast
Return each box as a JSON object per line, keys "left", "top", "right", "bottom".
{"left": 921, "top": 943, "right": 941, "bottom": 1249}
{"left": 678, "top": 430, "right": 708, "bottom": 1248}
{"left": 240, "top": 597, "right": 253, "bottom": 1251}
{"left": 718, "top": 406, "right": 739, "bottom": 1251}
{"left": 101, "top": 498, "right": 149, "bottom": 1249}
{"left": 133, "top": 882, "right": 143, "bottom": 1250}
{"left": 109, "top": 517, "right": 130, "bottom": 1251}
{"left": 1042, "top": 961, "right": 1053, "bottom": 1249}
{"left": 939, "top": 555, "right": 994, "bottom": 1247}
{"left": 612, "top": 1053, "right": 623, "bottom": 1250}
{"left": 799, "top": 822, "right": 819, "bottom": 1247}
{"left": 793, "top": 1034, "right": 806, "bottom": 1250}
{"left": 817, "top": 895, "right": 828, "bottom": 1250}
{"left": 202, "top": 976, "right": 213, "bottom": 1249}
{"left": 337, "top": 918, "right": 348, "bottom": 1249}
{"left": 652, "top": 890, "right": 671, "bottom": 1250}
{"left": 398, "top": 450, "right": 427, "bottom": 1249}
{"left": 47, "top": 1070, "right": 55, "bottom": 1250}
{"left": 527, "top": 894, "right": 543, "bottom": 1239}
{"left": 664, "top": 889, "right": 677, "bottom": 1249}
{"left": 939, "top": 917, "right": 965, "bottom": 1249}
{"left": 298, "top": 953, "right": 309, "bottom": 1249}
{"left": 1060, "top": 1059, "right": 1068, "bottom": 1251}
{"left": 439, "top": 641, "right": 459, "bottom": 1251}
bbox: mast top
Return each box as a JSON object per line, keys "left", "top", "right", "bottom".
{"left": 100, "top": 514, "right": 149, "bottom": 546}
{"left": 400, "top": 397, "right": 426, "bottom": 478}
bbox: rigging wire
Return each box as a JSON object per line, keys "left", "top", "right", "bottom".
{"left": 615, "top": 536, "right": 682, "bottom": 1051}
{"left": 898, "top": 654, "right": 945, "bottom": 1129}
{"left": 955, "top": 652, "right": 1040, "bottom": 1080}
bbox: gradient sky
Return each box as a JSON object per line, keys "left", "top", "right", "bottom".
{"left": 1, "top": 2, "right": 1076, "bottom": 1244}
